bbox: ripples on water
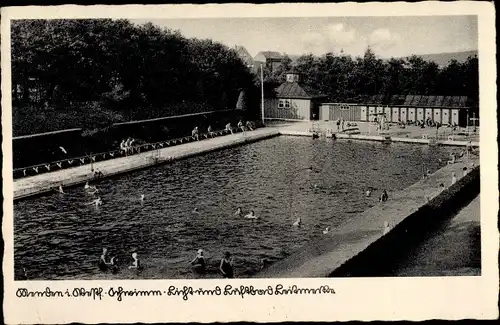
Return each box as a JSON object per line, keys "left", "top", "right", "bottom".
{"left": 14, "top": 137, "right": 456, "bottom": 280}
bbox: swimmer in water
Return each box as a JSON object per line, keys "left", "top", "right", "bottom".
{"left": 234, "top": 207, "right": 242, "bottom": 216}
{"left": 260, "top": 258, "right": 272, "bottom": 271}
{"left": 128, "top": 252, "right": 141, "bottom": 270}
{"left": 190, "top": 249, "right": 206, "bottom": 276}
{"left": 98, "top": 248, "right": 115, "bottom": 271}
{"left": 365, "top": 189, "right": 372, "bottom": 197}
{"left": 292, "top": 217, "right": 301, "bottom": 227}
{"left": 193, "top": 207, "right": 200, "bottom": 214}
{"left": 219, "top": 251, "right": 234, "bottom": 279}
{"left": 88, "top": 186, "right": 99, "bottom": 195}
{"left": 140, "top": 194, "right": 145, "bottom": 203}
{"left": 84, "top": 182, "right": 90, "bottom": 190}
{"left": 322, "top": 226, "right": 330, "bottom": 234}
{"left": 244, "top": 210, "right": 258, "bottom": 220}
{"left": 87, "top": 197, "right": 102, "bottom": 208}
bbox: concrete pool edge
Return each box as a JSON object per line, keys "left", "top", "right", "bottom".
{"left": 254, "top": 161, "right": 480, "bottom": 278}
{"left": 12, "top": 128, "right": 280, "bottom": 200}
{"left": 12, "top": 125, "right": 478, "bottom": 200}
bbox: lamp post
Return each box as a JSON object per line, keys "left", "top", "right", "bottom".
{"left": 260, "top": 63, "right": 265, "bottom": 125}
{"left": 248, "top": 63, "right": 265, "bottom": 126}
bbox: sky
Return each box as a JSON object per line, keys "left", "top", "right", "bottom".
{"left": 131, "top": 16, "right": 477, "bottom": 58}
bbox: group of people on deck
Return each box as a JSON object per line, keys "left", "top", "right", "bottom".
{"left": 192, "top": 120, "right": 255, "bottom": 140}
{"left": 119, "top": 138, "right": 136, "bottom": 155}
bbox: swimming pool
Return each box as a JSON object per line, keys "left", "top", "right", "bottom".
{"left": 14, "top": 136, "right": 456, "bottom": 280}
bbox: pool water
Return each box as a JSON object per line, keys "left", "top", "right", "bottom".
{"left": 14, "top": 136, "right": 456, "bottom": 280}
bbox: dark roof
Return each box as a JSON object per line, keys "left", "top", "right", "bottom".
{"left": 329, "top": 95, "right": 472, "bottom": 108}
{"left": 275, "top": 82, "right": 327, "bottom": 99}
{"left": 256, "top": 51, "right": 283, "bottom": 60}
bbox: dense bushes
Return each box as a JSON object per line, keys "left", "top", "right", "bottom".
{"left": 11, "top": 19, "right": 256, "bottom": 136}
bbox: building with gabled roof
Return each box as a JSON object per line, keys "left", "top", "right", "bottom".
{"left": 233, "top": 45, "right": 254, "bottom": 67}
{"left": 264, "top": 71, "right": 327, "bottom": 121}
{"left": 254, "top": 51, "right": 284, "bottom": 72}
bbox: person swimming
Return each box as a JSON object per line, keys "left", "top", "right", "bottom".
{"left": 190, "top": 249, "right": 206, "bottom": 276}
{"left": 87, "top": 197, "right": 102, "bottom": 208}
{"left": 234, "top": 207, "right": 242, "bottom": 216}
{"left": 128, "top": 252, "right": 142, "bottom": 270}
{"left": 193, "top": 207, "right": 200, "bottom": 214}
{"left": 140, "top": 194, "right": 145, "bottom": 203}
{"left": 379, "top": 190, "right": 389, "bottom": 202}
{"left": 292, "top": 217, "right": 301, "bottom": 227}
{"left": 87, "top": 185, "right": 99, "bottom": 195}
{"left": 219, "top": 251, "right": 234, "bottom": 278}
{"left": 365, "top": 189, "right": 372, "bottom": 197}
{"left": 244, "top": 210, "right": 258, "bottom": 220}
{"left": 98, "top": 248, "right": 115, "bottom": 271}
{"left": 322, "top": 226, "right": 330, "bottom": 234}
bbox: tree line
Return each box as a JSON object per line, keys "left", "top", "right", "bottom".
{"left": 259, "top": 47, "right": 478, "bottom": 105}
{"left": 11, "top": 19, "right": 256, "bottom": 134}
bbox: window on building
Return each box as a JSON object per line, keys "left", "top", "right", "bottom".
{"left": 279, "top": 99, "right": 291, "bottom": 109}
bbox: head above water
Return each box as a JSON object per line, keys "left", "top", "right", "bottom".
{"left": 197, "top": 249, "right": 204, "bottom": 255}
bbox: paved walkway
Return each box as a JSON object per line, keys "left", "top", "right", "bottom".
{"left": 255, "top": 156, "right": 479, "bottom": 278}
{"left": 13, "top": 128, "right": 280, "bottom": 200}
{"left": 279, "top": 121, "right": 480, "bottom": 145}
{"left": 391, "top": 195, "right": 481, "bottom": 276}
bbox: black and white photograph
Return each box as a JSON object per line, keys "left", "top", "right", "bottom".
{"left": 2, "top": 2, "right": 498, "bottom": 323}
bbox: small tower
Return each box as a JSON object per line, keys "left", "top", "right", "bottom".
{"left": 286, "top": 71, "right": 301, "bottom": 83}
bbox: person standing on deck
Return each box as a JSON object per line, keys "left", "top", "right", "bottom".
{"left": 207, "top": 125, "right": 213, "bottom": 137}
{"left": 192, "top": 126, "right": 199, "bottom": 141}
{"left": 220, "top": 252, "right": 234, "bottom": 278}
{"left": 379, "top": 190, "right": 388, "bottom": 202}
{"left": 225, "top": 122, "right": 233, "bottom": 134}
{"left": 237, "top": 120, "right": 246, "bottom": 135}
{"left": 451, "top": 172, "right": 457, "bottom": 185}
{"left": 246, "top": 120, "right": 254, "bottom": 131}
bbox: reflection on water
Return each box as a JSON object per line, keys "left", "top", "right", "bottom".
{"left": 14, "top": 137, "right": 456, "bottom": 280}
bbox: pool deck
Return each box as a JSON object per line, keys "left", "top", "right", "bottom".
{"left": 12, "top": 123, "right": 479, "bottom": 200}
{"left": 278, "top": 121, "right": 480, "bottom": 147}
{"left": 255, "top": 155, "right": 479, "bottom": 278}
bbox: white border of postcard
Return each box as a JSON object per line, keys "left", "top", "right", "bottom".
{"left": 2, "top": 2, "right": 498, "bottom": 323}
